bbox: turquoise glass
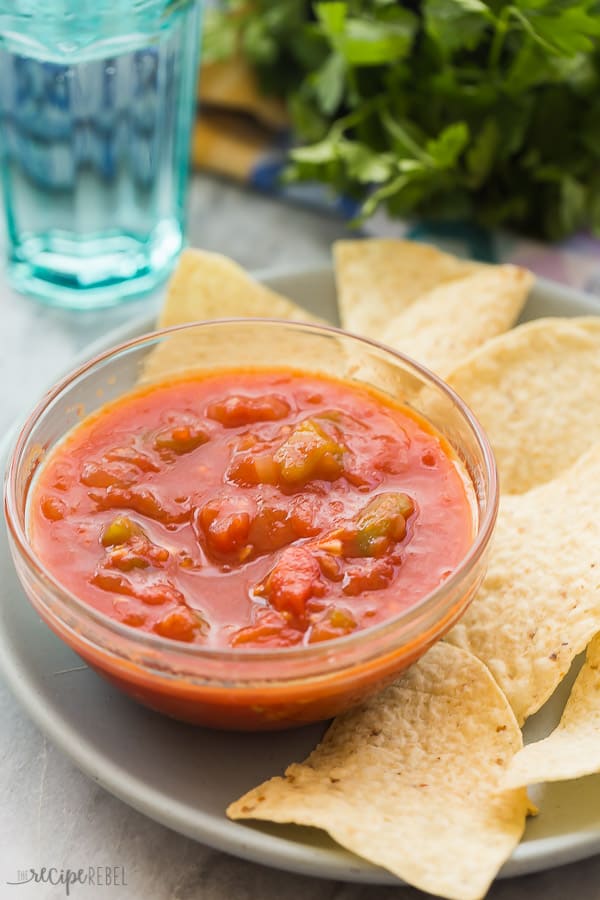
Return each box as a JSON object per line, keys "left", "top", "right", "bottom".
{"left": 0, "top": 1, "right": 202, "bottom": 309}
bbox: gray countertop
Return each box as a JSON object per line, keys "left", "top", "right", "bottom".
{"left": 1, "top": 176, "right": 600, "bottom": 900}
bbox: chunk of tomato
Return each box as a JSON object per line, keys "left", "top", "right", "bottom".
{"left": 230, "top": 609, "right": 303, "bottom": 648}
{"left": 207, "top": 394, "right": 290, "bottom": 427}
{"left": 91, "top": 570, "right": 185, "bottom": 606}
{"left": 257, "top": 546, "right": 323, "bottom": 620}
{"left": 246, "top": 496, "right": 320, "bottom": 556}
{"left": 342, "top": 558, "right": 395, "bottom": 596}
{"left": 153, "top": 606, "right": 208, "bottom": 642}
{"left": 40, "top": 495, "right": 67, "bottom": 522}
{"left": 226, "top": 448, "right": 279, "bottom": 487}
{"left": 90, "top": 486, "right": 189, "bottom": 525}
{"left": 80, "top": 443, "right": 159, "bottom": 488}
{"left": 152, "top": 423, "right": 209, "bottom": 458}
{"left": 194, "top": 494, "right": 254, "bottom": 559}
{"left": 308, "top": 606, "right": 357, "bottom": 643}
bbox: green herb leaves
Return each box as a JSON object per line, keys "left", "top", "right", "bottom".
{"left": 205, "top": 0, "right": 600, "bottom": 239}
{"left": 317, "top": 2, "right": 418, "bottom": 65}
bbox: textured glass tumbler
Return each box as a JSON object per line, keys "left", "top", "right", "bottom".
{"left": 0, "top": 1, "right": 202, "bottom": 309}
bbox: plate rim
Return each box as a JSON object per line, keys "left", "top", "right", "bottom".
{"left": 2, "top": 263, "right": 600, "bottom": 887}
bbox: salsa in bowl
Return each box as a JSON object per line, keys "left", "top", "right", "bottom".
{"left": 5, "top": 319, "right": 498, "bottom": 729}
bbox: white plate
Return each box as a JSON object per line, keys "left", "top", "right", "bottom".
{"left": 2, "top": 266, "right": 600, "bottom": 886}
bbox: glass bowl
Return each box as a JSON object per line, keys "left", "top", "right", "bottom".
{"left": 4, "top": 319, "right": 498, "bottom": 730}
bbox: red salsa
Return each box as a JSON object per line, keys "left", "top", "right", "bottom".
{"left": 29, "top": 370, "right": 474, "bottom": 649}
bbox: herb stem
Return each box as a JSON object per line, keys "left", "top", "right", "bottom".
{"left": 489, "top": 7, "right": 511, "bottom": 70}
{"left": 331, "top": 96, "right": 384, "bottom": 139}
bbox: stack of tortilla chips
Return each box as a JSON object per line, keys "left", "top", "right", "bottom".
{"left": 150, "top": 241, "right": 600, "bottom": 900}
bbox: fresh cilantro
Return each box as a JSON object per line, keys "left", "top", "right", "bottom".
{"left": 205, "top": 0, "right": 600, "bottom": 239}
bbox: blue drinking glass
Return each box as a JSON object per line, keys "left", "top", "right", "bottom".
{"left": 0, "top": 1, "right": 203, "bottom": 309}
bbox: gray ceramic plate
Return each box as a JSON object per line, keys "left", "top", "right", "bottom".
{"left": 2, "top": 266, "right": 600, "bottom": 886}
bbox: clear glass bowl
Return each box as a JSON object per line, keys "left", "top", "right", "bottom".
{"left": 4, "top": 320, "right": 498, "bottom": 730}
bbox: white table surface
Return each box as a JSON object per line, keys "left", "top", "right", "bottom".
{"left": 2, "top": 175, "right": 600, "bottom": 900}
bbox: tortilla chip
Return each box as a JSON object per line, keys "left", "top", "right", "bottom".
{"left": 446, "top": 317, "right": 600, "bottom": 494}
{"left": 334, "top": 239, "right": 483, "bottom": 339}
{"left": 380, "top": 265, "right": 532, "bottom": 378}
{"left": 228, "top": 643, "right": 528, "bottom": 900}
{"left": 503, "top": 634, "right": 600, "bottom": 788}
{"left": 158, "top": 248, "right": 324, "bottom": 328}
{"left": 447, "top": 443, "right": 600, "bottom": 725}
{"left": 143, "top": 250, "right": 325, "bottom": 382}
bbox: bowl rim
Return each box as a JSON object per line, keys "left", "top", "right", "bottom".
{"left": 4, "top": 316, "right": 499, "bottom": 670}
